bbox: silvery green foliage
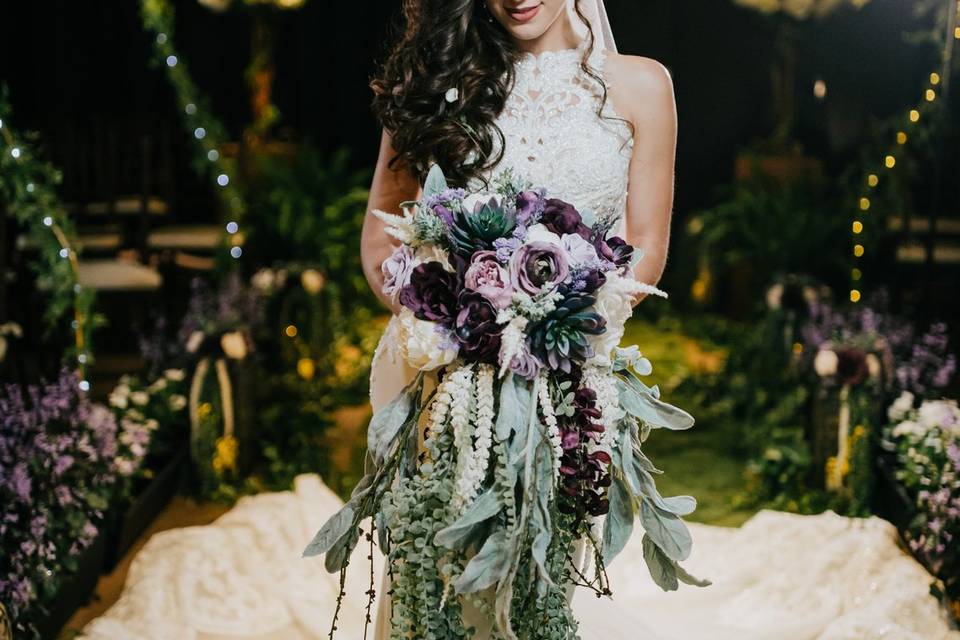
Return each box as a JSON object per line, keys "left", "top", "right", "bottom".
{"left": 306, "top": 361, "right": 708, "bottom": 639}
{"left": 412, "top": 207, "right": 450, "bottom": 246}
{"left": 423, "top": 164, "right": 448, "bottom": 199}
{"left": 491, "top": 166, "right": 532, "bottom": 197}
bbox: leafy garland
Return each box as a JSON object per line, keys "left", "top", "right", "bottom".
{"left": 0, "top": 87, "right": 96, "bottom": 383}
{"left": 139, "top": 0, "right": 246, "bottom": 259}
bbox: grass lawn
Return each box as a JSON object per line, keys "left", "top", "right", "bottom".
{"left": 621, "top": 316, "right": 759, "bottom": 527}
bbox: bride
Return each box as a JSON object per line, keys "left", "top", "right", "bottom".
{"left": 81, "top": 1, "right": 960, "bottom": 639}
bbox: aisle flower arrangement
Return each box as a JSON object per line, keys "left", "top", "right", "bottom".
{"left": 0, "top": 370, "right": 119, "bottom": 638}
{"left": 305, "top": 167, "right": 705, "bottom": 639}
{"left": 884, "top": 393, "right": 960, "bottom": 612}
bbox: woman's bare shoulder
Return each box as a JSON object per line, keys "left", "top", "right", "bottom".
{"left": 602, "top": 52, "right": 676, "bottom": 126}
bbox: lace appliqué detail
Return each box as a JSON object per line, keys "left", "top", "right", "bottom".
{"left": 471, "top": 46, "right": 633, "bottom": 228}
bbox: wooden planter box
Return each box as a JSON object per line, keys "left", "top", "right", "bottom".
{"left": 102, "top": 447, "right": 187, "bottom": 571}
{"left": 35, "top": 532, "right": 106, "bottom": 640}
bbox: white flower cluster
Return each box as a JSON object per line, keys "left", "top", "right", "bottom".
{"left": 453, "top": 365, "right": 496, "bottom": 513}
{"left": 582, "top": 366, "right": 624, "bottom": 453}
{"left": 449, "top": 366, "right": 477, "bottom": 512}
{"left": 538, "top": 372, "right": 563, "bottom": 472}
{"left": 109, "top": 369, "right": 187, "bottom": 476}
{"left": 888, "top": 392, "right": 960, "bottom": 439}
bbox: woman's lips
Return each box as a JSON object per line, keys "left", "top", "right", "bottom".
{"left": 506, "top": 3, "right": 541, "bottom": 23}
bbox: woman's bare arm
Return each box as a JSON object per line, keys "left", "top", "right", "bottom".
{"left": 362, "top": 129, "right": 421, "bottom": 312}
{"left": 606, "top": 54, "right": 678, "bottom": 302}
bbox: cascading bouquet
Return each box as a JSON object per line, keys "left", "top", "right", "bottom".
{"left": 304, "top": 166, "right": 707, "bottom": 639}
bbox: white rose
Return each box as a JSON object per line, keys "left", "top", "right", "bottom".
{"left": 130, "top": 391, "right": 149, "bottom": 406}
{"left": 164, "top": 368, "right": 186, "bottom": 382}
{"left": 220, "top": 331, "right": 248, "bottom": 359}
{"left": 186, "top": 330, "right": 205, "bottom": 354}
{"left": 813, "top": 349, "right": 839, "bottom": 377}
{"left": 892, "top": 420, "right": 923, "bottom": 438}
{"left": 524, "top": 223, "right": 563, "bottom": 247}
{"left": 301, "top": 269, "right": 325, "bottom": 295}
{"left": 586, "top": 273, "right": 636, "bottom": 367}
{"left": 887, "top": 391, "right": 914, "bottom": 422}
{"left": 109, "top": 391, "right": 128, "bottom": 410}
{"left": 396, "top": 308, "right": 458, "bottom": 371}
{"left": 917, "top": 399, "right": 958, "bottom": 431}
{"left": 461, "top": 193, "right": 501, "bottom": 213}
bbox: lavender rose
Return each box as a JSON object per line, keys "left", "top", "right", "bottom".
{"left": 381, "top": 246, "right": 417, "bottom": 302}
{"left": 509, "top": 241, "right": 570, "bottom": 296}
{"left": 515, "top": 190, "right": 544, "bottom": 226}
{"left": 464, "top": 251, "right": 514, "bottom": 309}
{"left": 399, "top": 262, "right": 458, "bottom": 326}
{"left": 455, "top": 290, "right": 502, "bottom": 363}
{"left": 541, "top": 198, "right": 591, "bottom": 240}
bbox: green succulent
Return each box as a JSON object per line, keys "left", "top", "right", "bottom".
{"left": 450, "top": 198, "right": 516, "bottom": 256}
{"left": 529, "top": 290, "right": 606, "bottom": 373}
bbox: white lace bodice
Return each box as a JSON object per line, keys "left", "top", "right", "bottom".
{"left": 470, "top": 44, "right": 634, "bottom": 226}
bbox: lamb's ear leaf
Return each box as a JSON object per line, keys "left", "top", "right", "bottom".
{"left": 324, "top": 525, "right": 361, "bottom": 574}
{"left": 368, "top": 374, "right": 422, "bottom": 466}
{"left": 495, "top": 374, "right": 532, "bottom": 442}
{"left": 435, "top": 488, "right": 501, "bottom": 549}
{"left": 602, "top": 475, "right": 634, "bottom": 564}
{"left": 676, "top": 563, "right": 712, "bottom": 588}
{"left": 454, "top": 530, "right": 512, "bottom": 594}
{"left": 423, "top": 164, "right": 448, "bottom": 198}
{"left": 639, "top": 498, "right": 693, "bottom": 562}
{"left": 302, "top": 503, "right": 355, "bottom": 559}
{"left": 642, "top": 533, "right": 679, "bottom": 592}
{"left": 618, "top": 377, "right": 695, "bottom": 431}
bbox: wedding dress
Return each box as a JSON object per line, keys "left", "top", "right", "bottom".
{"left": 80, "top": 41, "right": 960, "bottom": 640}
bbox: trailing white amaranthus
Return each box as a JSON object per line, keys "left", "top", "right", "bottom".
{"left": 538, "top": 372, "right": 563, "bottom": 472}
{"left": 582, "top": 366, "right": 624, "bottom": 453}
{"left": 496, "top": 314, "right": 530, "bottom": 378}
{"left": 453, "top": 365, "right": 496, "bottom": 513}
{"left": 427, "top": 374, "right": 455, "bottom": 438}
{"left": 449, "top": 365, "right": 477, "bottom": 512}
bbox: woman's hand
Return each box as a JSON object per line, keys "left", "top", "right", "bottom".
{"left": 605, "top": 54, "right": 678, "bottom": 306}
{"left": 362, "top": 129, "right": 421, "bottom": 315}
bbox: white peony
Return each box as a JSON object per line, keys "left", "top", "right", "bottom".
{"left": 130, "top": 391, "right": 150, "bottom": 406}
{"left": 561, "top": 233, "right": 598, "bottom": 267}
{"left": 586, "top": 273, "right": 637, "bottom": 367}
{"left": 917, "top": 399, "right": 960, "bottom": 432}
{"left": 891, "top": 420, "right": 924, "bottom": 439}
{"left": 300, "top": 269, "right": 325, "bottom": 295}
{"left": 169, "top": 394, "right": 188, "bottom": 411}
{"left": 813, "top": 348, "right": 839, "bottom": 377}
{"left": 396, "top": 308, "right": 458, "bottom": 371}
{"left": 887, "top": 391, "right": 915, "bottom": 423}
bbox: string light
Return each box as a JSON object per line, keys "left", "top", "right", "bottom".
{"left": 850, "top": 290, "right": 861, "bottom": 303}
{"left": 285, "top": 325, "right": 298, "bottom": 338}
{"left": 230, "top": 246, "right": 242, "bottom": 259}
{"left": 194, "top": 127, "right": 206, "bottom": 139}
{"left": 896, "top": 131, "right": 908, "bottom": 144}
{"left": 859, "top": 197, "right": 871, "bottom": 211}
{"left": 884, "top": 155, "right": 896, "bottom": 168}
{"left": 207, "top": 149, "right": 219, "bottom": 161}
{"left": 217, "top": 173, "right": 229, "bottom": 186}
{"left": 925, "top": 88, "right": 937, "bottom": 101}
{"left": 10, "top": 147, "right": 21, "bottom": 159}
{"left": 156, "top": 32, "right": 168, "bottom": 44}
{"left": 166, "top": 54, "right": 178, "bottom": 67}
{"left": 930, "top": 72, "right": 941, "bottom": 85}
{"left": 225, "top": 221, "right": 239, "bottom": 234}
{"left": 852, "top": 268, "right": 862, "bottom": 281}
{"left": 42, "top": 216, "right": 53, "bottom": 226}
{"left": 853, "top": 244, "right": 865, "bottom": 258}
{"left": 910, "top": 109, "right": 920, "bottom": 122}
{"left": 867, "top": 174, "right": 879, "bottom": 187}
{"left": 852, "top": 221, "right": 863, "bottom": 234}
{"left": 185, "top": 103, "right": 197, "bottom": 115}
{"left": 78, "top": 380, "right": 91, "bottom": 392}
{"left": 26, "top": 182, "right": 35, "bottom": 193}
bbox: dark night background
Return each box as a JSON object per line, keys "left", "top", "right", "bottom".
{"left": 0, "top": 0, "right": 939, "bottom": 219}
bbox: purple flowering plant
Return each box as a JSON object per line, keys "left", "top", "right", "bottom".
{"left": 0, "top": 370, "right": 120, "bottom": 637}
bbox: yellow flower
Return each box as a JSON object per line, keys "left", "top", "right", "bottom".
{"left": 212, "top": 435, "right": 238, "bottom": 475}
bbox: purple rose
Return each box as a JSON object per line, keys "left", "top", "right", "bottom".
{"left": 399, "top": 262, "right": 458, "bottom": 326}
{"left": 509, "top": 341, "right": 543, "bottom": 380}
{"left": 515, "top": 190, "right": 544, "bottom": 226}
{"left": 381, "top": 246, "right": 417, "bottom": 301}
{"left": 541, "top": 198, "right": 590, "bottom": 240}
{"left": 455, "top": 291, "right": 502, "bottom": 363}
{"left": 509, "top": 241, "right": 570, "bottom": 295}
{"left": 464, "top": 251, "right": 514, "bottom": 309}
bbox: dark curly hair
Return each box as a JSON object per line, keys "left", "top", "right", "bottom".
{"left": 371, "top": 0, "right": 616, "bottom": 187}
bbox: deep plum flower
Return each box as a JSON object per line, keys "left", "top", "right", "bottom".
{"left": 509, "top": 241, "right": 570, "bottom": 296}
{"left": 541, "top": 198, "right": 591, "bottom": 240}
{"left": 515, "top": 190, "right": 545, "bottom": 226}
{"left": 399, "top": 262, "right": 458, "bottom": 326}
{"left": 454, "top": 291, "right": 503, "bottom": 363}
{"left": 464, "top": 251, "right": 514, "bottom": 309}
